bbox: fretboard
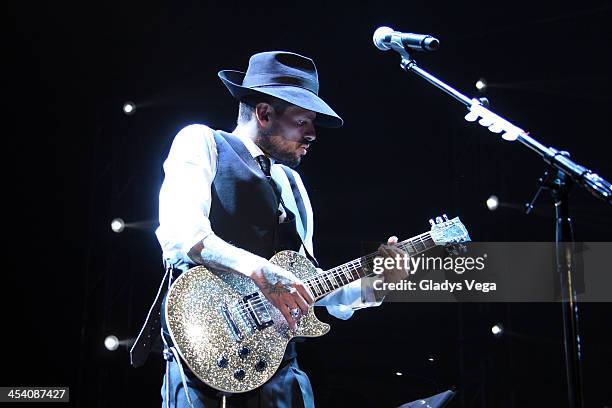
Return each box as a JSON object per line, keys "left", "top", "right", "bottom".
{"left": 304, "top": 231, "right": 436, "bottom": 300}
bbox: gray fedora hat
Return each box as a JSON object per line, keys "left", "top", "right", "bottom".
{"left": 218, "top": 51, "right": 343, "bottom": 128}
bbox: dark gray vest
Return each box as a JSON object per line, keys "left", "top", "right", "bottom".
{"left": 210, "top": 130, "right": 303, "bottom": 259}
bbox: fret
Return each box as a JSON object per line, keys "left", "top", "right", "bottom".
{"left": 315, "top": 274, "right": 327, "bottom": 294}
{"left": 311, "top": 271, "right": 338, "bottom": 297}
{"left": 320, "top": 273, "right": 330, "bottom": 292}
{"left": 359, "top": 256, "right": 373, "bottom": 277}
{"left": 322, "top": 273, "right": 336, "bottom": 291}
{"left": 327, "top": 272, "right": 342, "bottom": 289}
{"left": 310, "top": 277, "right": 323, "bottom": 297}
{"left": 348, "top": 263, "right": 359, "bottom": 281}
{"left": 421, "top": 235, "right": 434, "bottom": 251}
{"left": 338, "top": 264, "right": 353, "bottom": 284}
{"left": 342, "top": 265, "right": 352, "bottom": 282}
{"left": 413, "top": 236, "right": 427, "bottom": 253}
{"left": 305, "top": 281, "right": 315, "bottom": 297}
{"left": 351, "top": 259, "right": 366, "bottom": 279}
{"left": 400, "top": 233, "right": 433, "bottom": 256}
{"left": 421, "top": 235, "right": 431, "bottom": 248}
{"left": 407, "top": 239, "right": 417, "bottom": 256}
{"left": 347, "top": 265, "right": 364, "bottom": 280}
{"left": 302, "top": 227, "right": 458, "bottom": 300}
{"left": 336, "top": 268, "right": 348, "bottom": 285}
{"left": 307, "top": 281, "right": 317, "bottom": 297}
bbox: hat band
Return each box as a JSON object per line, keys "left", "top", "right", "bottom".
{"left": 242, "top": 73, "right": 319, "bottom": 95}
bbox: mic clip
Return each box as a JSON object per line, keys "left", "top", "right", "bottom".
{"left": 389, "top": 37, "right": 417, "bottom": 70}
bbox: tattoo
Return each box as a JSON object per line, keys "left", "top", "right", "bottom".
{"left": 263, "top": 281, "right": 292, "bottom": 296}
{"left": 187, "top": 236, "right": 297, "bottom": 300}
{"left": 261, "top": 268, "right": 292, "bottom": 296}
{"left": 188, "top": 235, "right": 263, "bottom": 275}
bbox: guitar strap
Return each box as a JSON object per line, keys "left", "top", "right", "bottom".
{"left": 161, "top": 331, "right": 194, "bottom": 408}
{"left": 279, "top": 166, "right": 318, "bottom": 268}
{"left": 130, "top": 261, "right": 175, "bottom": 367}
{"left": 132, "top": 262, "right": 198, "bottom": 407}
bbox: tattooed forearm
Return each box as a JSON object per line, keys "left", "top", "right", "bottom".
{"left": 187, "top": 234, "right": 302, "bottom": 308}
{"left": 259, "top": 267, "right": 293, "bottom": 295}
{"left": 187, "top": 234, "right": 267, "bottom": 277}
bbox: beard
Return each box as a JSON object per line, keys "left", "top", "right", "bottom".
{"left": 256, "top": 128, "right": 302, "bottom": 168}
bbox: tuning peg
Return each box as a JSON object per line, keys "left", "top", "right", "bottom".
{"left": 429, "top": 219, "right": 435, "bottom": 227}
{"left": 436, "top": 216, "right": 443, "bottom": 224}
{"left": 443, "top": 214, "right": 449, "bottom": 221}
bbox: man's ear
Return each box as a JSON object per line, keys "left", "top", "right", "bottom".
{"left": 255, "top": 102, "right": 274, "bottom": 127}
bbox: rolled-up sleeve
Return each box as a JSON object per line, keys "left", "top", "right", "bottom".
{"left": 155, "top": 124, "right": 217, "bottom": 265}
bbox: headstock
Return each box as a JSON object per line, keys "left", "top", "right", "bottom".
{"left": 429, "top": 215, "right": 471, "bottom": 246}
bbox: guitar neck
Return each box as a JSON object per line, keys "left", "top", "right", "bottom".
{"left": 305, "top": 231, "right": 437, "bottom": 300}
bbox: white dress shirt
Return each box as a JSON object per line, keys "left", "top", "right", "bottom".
{"left": 156, "top": 124, "right": 381, "bottom": 320}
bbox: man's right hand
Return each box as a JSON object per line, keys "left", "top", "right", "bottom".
{"left": 250, "top": 263, "right": 315, "bottom": 330}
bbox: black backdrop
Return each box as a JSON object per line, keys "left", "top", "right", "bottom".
{"left": 6, "top": 0, "right": 612, "bottom": 407}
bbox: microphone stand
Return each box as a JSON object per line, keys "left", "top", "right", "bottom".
{"left": 385, "top": 40, "right": 612, "bottom": 408}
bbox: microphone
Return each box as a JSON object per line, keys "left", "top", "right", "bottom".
{"left": 373, "top": 26, "right": 440, "bottom": 52}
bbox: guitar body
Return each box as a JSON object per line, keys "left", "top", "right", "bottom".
{"left": 164, "top": 216, "right": 470, "bottom": 394}
{"left": 165, "top": 250, "right": 330, "bottom": 393}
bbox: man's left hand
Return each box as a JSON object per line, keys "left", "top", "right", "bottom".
{"left": 372, "top": 236, "right": 409, "bottom": 300}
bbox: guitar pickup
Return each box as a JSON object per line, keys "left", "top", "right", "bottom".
{"left": 242, "top": 293, "right": 274, "bottom": 330}
{"left": 220, "top": 302, "right": 243, "bottom": 342}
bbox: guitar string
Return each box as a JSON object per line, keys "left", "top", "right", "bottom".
{"left": 237, "top": 233, "right": 436, "bottom": 316}
{"left": 235, "top": 233, "right": 436, "bottom": 316}
{"left": 233, "top": 233, "right": 437, "bottom": 317}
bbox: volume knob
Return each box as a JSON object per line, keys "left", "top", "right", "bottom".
{"left": 238, "top": 346, "right": 250, "bottom": 359}
{"left": 234, "top": 369, "right": 246, "bottom": 380}
{"left": 217, "top": 356, "right": 228, "bottom": 368}
{"left": 255, "top": 359, "right": 267, "bottom": 372}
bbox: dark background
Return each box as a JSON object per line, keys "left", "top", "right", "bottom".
{"left": 6, "top": 0, "right": 612, "bottom": 407}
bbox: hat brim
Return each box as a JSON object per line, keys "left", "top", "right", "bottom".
{"left": 218, "top": 70, "right": 343, "bottom": 128}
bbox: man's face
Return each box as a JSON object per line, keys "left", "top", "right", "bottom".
{"left": 256, "top": 105, "right": 317, "bottom": 168}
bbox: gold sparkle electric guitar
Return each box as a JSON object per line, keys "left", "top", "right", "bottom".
{"left": 165, "top": 215, "right": 470, "bottom": 393}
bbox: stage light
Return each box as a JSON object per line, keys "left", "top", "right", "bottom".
{"left": 123, "top": 101, "right": 136, "bottom": 115}
{"left": 104, "top": 335, "right": 119, "bottom": 351}
{"left": 476, "top": 79, "right": 487, "bottom": 92}
{"left": 395, "top": 372, "right": 403, "bottom": 376}
{"left": 111, "top": 218, "right": 125, "bottom": 233}
{"left": 427, "top": 355, "right": 435, "bottom": 363}
{"left": 486, "top": 195, "right": 499, "bottom": 211}
{"left": 491, "top": 323, "right": 504, "bottom": 338}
